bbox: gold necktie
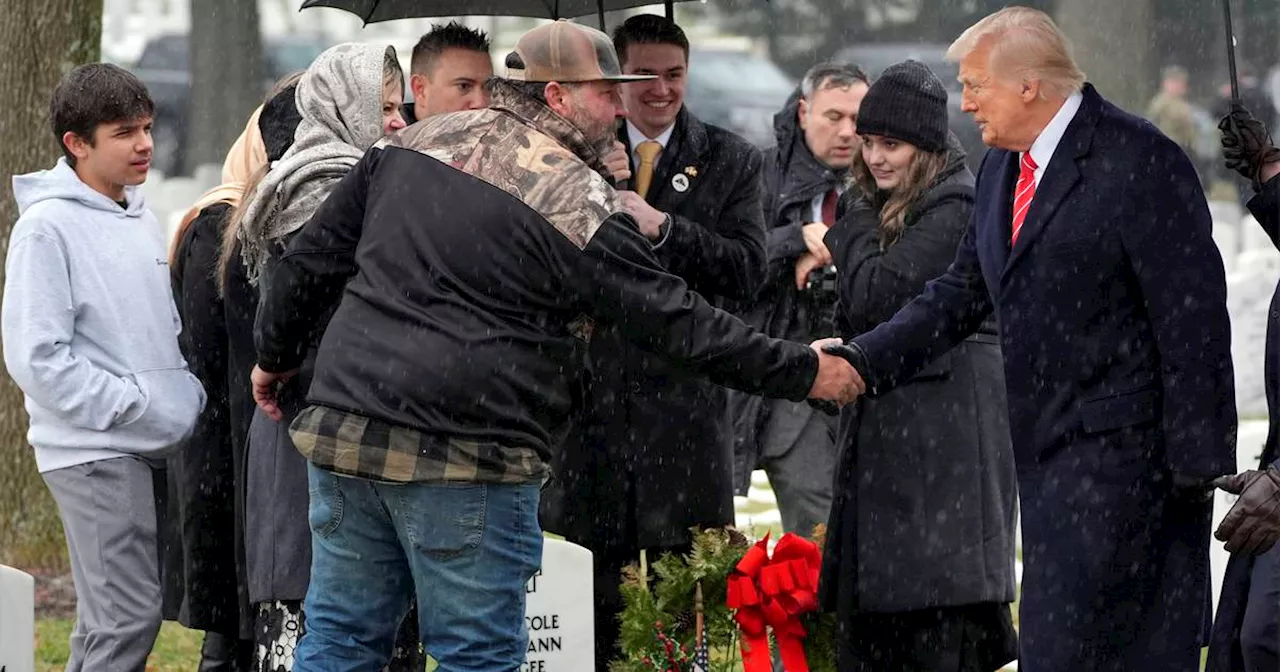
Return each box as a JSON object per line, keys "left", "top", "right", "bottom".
{"left": 634, "top": 140, "right": 662, "bottom": 199}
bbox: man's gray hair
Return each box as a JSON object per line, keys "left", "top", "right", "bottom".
{"left": 800, "top": 62, "right": 870, "bottom": 100}
{"left": 946, "top": 6, "right": 1085, "bottom": 98}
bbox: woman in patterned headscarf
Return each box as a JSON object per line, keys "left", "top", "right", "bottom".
{"left": 237, "top": 43, "right": 407, "bottom": 283}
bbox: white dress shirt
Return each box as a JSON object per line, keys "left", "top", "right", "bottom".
{"left": 626, "top": 120, "right": 675, "bottom": 167}
{"left": 1023, "top": 92, "right": 1084, "bottom": 186}
{"left": 809, "top": 184, "right": 847, "bottom": 225}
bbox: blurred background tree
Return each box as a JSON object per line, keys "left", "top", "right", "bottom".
{"left": 0, "top": 0, "right": 105, "bottom": 572}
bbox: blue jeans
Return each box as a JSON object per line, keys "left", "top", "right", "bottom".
{"left": 294, "top": 464, "right": 543, "bottom": 671}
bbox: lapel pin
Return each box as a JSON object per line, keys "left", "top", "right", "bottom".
{"left": 684, "top": 165, "right": 698, "bottom": 177}
{"left": 671, "top": 173, "right": 690, "bottom": 193}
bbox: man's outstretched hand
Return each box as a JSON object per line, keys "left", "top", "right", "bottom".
{"left": 806, "top": 338, "right": 867, "bottom": 415}
{"left": 1213, "top": 465, "right": 1280, "bottom": 555}
{"left": 251, "top": 364, "right": 298, "bottom": 422}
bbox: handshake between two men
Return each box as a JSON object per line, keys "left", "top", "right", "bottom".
{"left": 806, "top": 326, "right": 1280, "bottom": 559}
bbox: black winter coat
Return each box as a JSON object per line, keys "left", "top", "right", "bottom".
{"left": 730, "top": 87, "right": 846, "bottom": 492}
{"left": 1208, "top": 176, "right": 1280, "bottom": 671}
{"left": 161, "top": 203, "right": 257, "bottom": 638}
{"left": 541, "top": 108, "right": 767, "bottom": 551}
{"left": 817, "top": 141, "right": 1018, "bottom": 616}
{"left": 242, "top": 243, "right": 323, "bottom": 606}
{"left": 165, "top": 217, "right": 313, "bottom": 611}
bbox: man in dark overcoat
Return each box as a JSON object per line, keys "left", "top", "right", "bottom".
{"left": 826, "top": 7, "right": 1236, "bottom": 671}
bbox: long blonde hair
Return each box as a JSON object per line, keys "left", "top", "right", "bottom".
{"left": 849, "top": 145, "right": 948, "bottom": 248}
{"left": 217, "top": 164, "right": 271, "bottom": 296}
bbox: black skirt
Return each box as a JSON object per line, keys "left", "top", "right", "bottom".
{"left": 836, "top": 602, "right": 1018, "bottom": 672}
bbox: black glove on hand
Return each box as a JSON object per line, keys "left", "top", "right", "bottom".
{"left": 1219, "top": 103, "right": 1280, "bottom": 190}
{"left": 1213, "top": 465, "right": 1280, "bottom": 555}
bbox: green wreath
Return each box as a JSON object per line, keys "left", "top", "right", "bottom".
{"left": 609, "top": 527, "right": 837, "bottom": 672}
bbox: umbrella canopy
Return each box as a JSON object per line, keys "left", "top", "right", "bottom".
{"left": 301, "top": 0, "right": 689, "bottom": 28}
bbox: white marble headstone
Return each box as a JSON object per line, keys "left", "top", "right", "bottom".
{"left": 0, "top": 564, "right": 35, "bottom": 672}
{"left": 523, "top": 538, "right": 595, "bottom": 672}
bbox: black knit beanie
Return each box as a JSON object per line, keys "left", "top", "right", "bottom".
{"left": 856, "top": 60, "right": 948, "bottom": 153}
{"left": 259, "top": 83, "right": 303, "bottom": 162}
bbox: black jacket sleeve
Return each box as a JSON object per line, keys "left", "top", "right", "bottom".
{"left": 827, "top": 188, "right": 972, "bottom": 332}
{"left": 573, "top": 215, "right": 818, "bottom": 401}
{"left": 654, "top": 147, "right": 766, "bottom": 300}
{"left": 1118, "top": 134, "right": 1235, "bottom": 478}
{"left": 255, "top": 148, "right": 378, "bottom": 373}
{"left": 848, "top": 210, "right": 993, "bottom": 396}
{"left": 759, "top": 150, "right": 810, "bottom": 268}
{"left": 1248, "top": 175, "right": 1280, "bottom": 249}
{"left": 766, "top": 221, "right": 809, "bottom": 263}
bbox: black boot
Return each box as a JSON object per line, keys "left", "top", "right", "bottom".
{"left": 199, "top": 631, "right": 252, "bottom": 672}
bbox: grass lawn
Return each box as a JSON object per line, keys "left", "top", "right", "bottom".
{"left": 36, "top": 619, "right": 203, "bottom": 671}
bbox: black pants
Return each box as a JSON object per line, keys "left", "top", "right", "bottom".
{"left": 836, "top": 603, "right": 1018, "bottom": 672}
{"left": 1242, "top": 542, "right": 1280, "bottom": 672}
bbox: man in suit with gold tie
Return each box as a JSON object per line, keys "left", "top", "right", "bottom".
{"left": 537, "top": 13, "right": 769, "bottom": 669}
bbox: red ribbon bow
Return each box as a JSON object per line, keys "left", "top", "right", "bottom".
{"left": 725, "top": 532, "right": 821, "bottom": 672}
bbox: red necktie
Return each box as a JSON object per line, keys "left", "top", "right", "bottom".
{"left": 821, "top": 188, "right": 838, "bottom": 227}
{"left": 1011, "top": 152, "right": 1038, "bottom": 245}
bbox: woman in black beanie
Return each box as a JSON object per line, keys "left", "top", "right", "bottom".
{"left": 818, "top": 60, "right": 1020, "bottom": 671}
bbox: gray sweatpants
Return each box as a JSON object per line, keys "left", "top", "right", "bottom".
{"left": 43, "top": 455, "right": 163, "bottom": 672}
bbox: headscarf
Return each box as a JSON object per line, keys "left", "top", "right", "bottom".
{"left": 236, "top": 42, "right": 392, "bottom": 284}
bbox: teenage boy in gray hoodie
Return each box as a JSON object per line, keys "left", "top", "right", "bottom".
{"left": 2, "top": 63, "right": 205, "bottom": 670}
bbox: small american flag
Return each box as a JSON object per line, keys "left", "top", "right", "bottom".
{"left": 692, "top": 580, "right": 710, "bottom": 672}
{"left": 691, "top": 621, "right": 710, "bottom": 672}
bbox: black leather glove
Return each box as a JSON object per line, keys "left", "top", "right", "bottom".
{"left": 807, "top": 342, "right": 871, "bottom": 416}
{"left": 1219, "top": 102, "right": 1280, "bottom": 191}
{"left": 1213, "top": 465, "right": 1280, "bottom": 555}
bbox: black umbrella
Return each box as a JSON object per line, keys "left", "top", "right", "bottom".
{"left": 1222, "top": 0, "right": 1239, "bottom": 102}
{"left": 300, "top": 0, "right": 690, "bottom": 30}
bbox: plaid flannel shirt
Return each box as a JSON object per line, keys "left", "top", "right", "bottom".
{"left": 290, "top": 405, "right": 548, "bottom": 484}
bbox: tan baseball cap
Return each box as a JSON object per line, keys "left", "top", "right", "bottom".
{"left": 506, "top": 19, "right": 656, "bottom": 84}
